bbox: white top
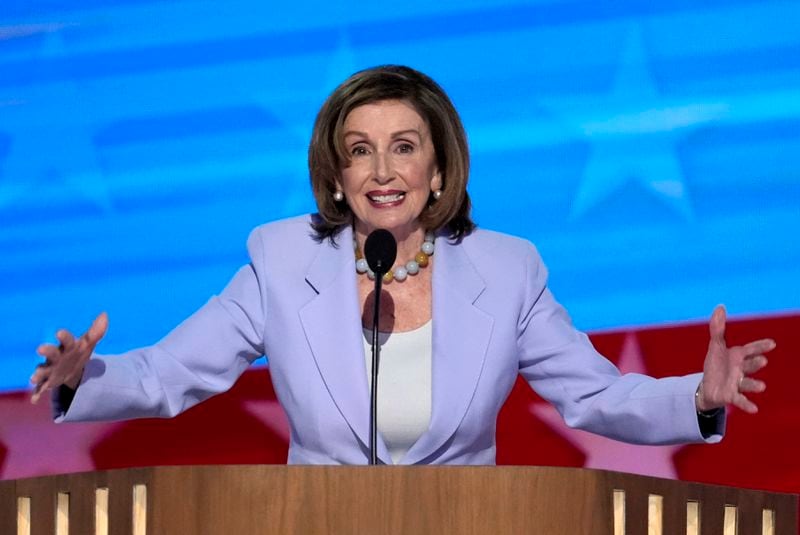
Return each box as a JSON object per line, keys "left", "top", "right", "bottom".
{"left": 363, "top": 321, "right": 432, "bottom": 464}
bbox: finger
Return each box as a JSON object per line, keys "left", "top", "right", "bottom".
{"left": 84, "top": 312, "right": 109, "bottom": 345}
{"left": 733, "top": 393, "right": 758, "bottom": 414}
{"left": 30, "top": 364, "right": 51, "bottom": 385}
{"left": 56, "top": 329, "right": 76, "bottom": 351}
{"left": 31, "top": 379, "right": 50, "bottom": 404}
{"left": 708, "top": 305, "right": 727, "bottom": 345}
{"left": 30, "top": 370, "right": 47, "bottom": 386}
{"left": 738, "top": 377, "right": 766, "bottom": 393}
{"left": 742, "top": 338, "right": 777, "bottom": 355}
{"left": 30, "top": 378, "right": 51, "bottom": 405}
{"left": 742, "top": 355, "right": 768, "bottom": 375}
{"left": 36, "top": 343, "right": 62, "bottom": 360}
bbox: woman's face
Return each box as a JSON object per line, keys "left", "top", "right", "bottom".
{"left": 338, "top": 99, "right": 441, "bottom": 240}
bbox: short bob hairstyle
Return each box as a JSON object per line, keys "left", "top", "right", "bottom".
{"left": 308, "top": 65, "right": 474, "bottom": 242}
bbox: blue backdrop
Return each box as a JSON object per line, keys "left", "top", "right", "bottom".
{"left": 1, "top": 0, "right": 799, "bottom": 390}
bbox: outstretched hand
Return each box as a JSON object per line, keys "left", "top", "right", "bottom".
{"left": 30, "top": 312, "right": 108, "bottom": 404}
{"left": 696, "top": 305, "right": 775, "bottom": 414}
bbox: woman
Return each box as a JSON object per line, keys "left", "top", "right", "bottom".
{"left": 31, "top": 65, "right": 773, "bottom": 465}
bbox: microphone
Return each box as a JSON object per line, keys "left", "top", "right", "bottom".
{"left": 364, "top": 229, "right": 396, "bottom": 465}
{"left": 364, "top": 229, "right": 397, "bottom": 276}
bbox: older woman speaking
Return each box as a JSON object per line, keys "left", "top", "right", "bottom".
{"left": 31, "top": 65, "right": 773, "bottom": 465}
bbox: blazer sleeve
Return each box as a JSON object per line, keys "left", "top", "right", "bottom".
{"left": 515, "top": 245, "right": 724, "bottom": 445}
{"left": 55, "top": 230, "right": 268, "bottom": 423}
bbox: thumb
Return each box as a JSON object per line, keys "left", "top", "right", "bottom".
{"left": 709, "top": 305, "right": 727, "bottom": 345}
{"left": 85, "top": 312, "right": 109, "bottom": 345}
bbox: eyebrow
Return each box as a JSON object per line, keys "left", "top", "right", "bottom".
{"left": 343, "top": 129, "right": 424, "bottom": 140}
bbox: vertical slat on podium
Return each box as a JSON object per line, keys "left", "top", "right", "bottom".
{"left": 98, "top": 469, "right": 134, "bottom": 535}
{"left": 0, "top": 479, "right": 16, "bottom": 535}
{"left": 96, "top": 487, "right": 110, "bottom": 535}
{"left": 15, "top": 476, "right": 55, "bottom": 535}
{"left": 132, "top": 483, "right": 147, "bottom": 535}
{"left": 131, "top": 468, "right": 153, "bottom": 535}
{"left": 60, "top": 471, "right": 98, "bottom": 534}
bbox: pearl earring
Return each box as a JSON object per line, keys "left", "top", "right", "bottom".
{"left": 333, "top": 190, "right": 344, "bottom": 202}
{"left": 432, "top": 189, "right": 442, "bottom": 200}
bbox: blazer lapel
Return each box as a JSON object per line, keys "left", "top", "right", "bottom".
{"left": 403, "top": 234, "right": 494, "bottom": 464}
{"left": 298, "top": 227, "right": 392, "bottom": 464}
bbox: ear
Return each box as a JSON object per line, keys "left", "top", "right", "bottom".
{"left": 430, "top": 170, "right": 442, "bottom": 192}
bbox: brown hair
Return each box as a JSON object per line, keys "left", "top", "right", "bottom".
{"left": 308, "top": 65, "right": 474, "bottom": 243}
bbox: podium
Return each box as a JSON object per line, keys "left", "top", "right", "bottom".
{"left": 1, "top": 465, "right": 797, "bottom": 534}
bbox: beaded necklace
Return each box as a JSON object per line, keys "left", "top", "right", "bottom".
{"left": 355, "top": 231, "right": 435, "bottom": 283}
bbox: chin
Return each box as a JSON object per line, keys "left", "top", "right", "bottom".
{"left": 363, "top": 218, "right": 419, "bottom": 234}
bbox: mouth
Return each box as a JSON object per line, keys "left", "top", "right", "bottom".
{"left": 366, "top": 191, "right": 406, "bottom": 206}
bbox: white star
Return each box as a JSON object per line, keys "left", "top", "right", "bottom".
{"left": 253, "top": 29, "right": 359, "bottom": 142}
{"left": 539, "top": 24, "right": 729, "bottom": 221}
{"left": 245, "top": 31, "right": 360, "bottom": 217}
{"left": 530, "top": 333, "right": 682, "bottom": 479}
{"left": 321, "top": 31, "right": 359, "bottom": 97}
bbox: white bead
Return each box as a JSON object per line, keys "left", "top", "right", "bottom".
{"left": 421, "top": 241, "right": 434, "bottom": 255}
{"left": 393, "top": 266, "right": 408, "bottom": 281}
{"left": 356, "top": 258, "right": 369, "bottom": 273}
{"left": 367, "top": 269, "right": 375, "bottom": 280}
{"left": 405, "top": 260, "right": 419, "bottom": 275}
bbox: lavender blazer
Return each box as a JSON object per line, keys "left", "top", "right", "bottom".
{"left": 58, "top": 215, "right": 722, "bottom": 464}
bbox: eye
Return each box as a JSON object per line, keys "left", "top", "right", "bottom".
{"left": 350, "top": 144, "right": 369, "bottom": 156}
{"left": 396, "top": 142, "right": 415, "bottom": 154}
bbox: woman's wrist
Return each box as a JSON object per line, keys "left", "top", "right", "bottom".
{"left": 64, "top": 368, "right": 85, "bottom": 391}
{"left": 695, "top": 381, "right": 722, "bottom": 416}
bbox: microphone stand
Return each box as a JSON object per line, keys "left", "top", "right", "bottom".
{"left": 369, "top": 273, "right": 383, "bottom": 465}
{"left": 363, "top": 228, "right": 395, "bottom": 466}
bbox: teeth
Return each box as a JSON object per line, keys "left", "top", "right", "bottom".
{"left": 369, "top": 193, "right": 404, "bottom": 203}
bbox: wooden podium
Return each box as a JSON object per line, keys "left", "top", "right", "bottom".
{"left": 1, "top": 465, "right": 796, "bottom": 534}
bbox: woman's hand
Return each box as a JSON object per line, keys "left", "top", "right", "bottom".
{"left": 696, "top": 305, "right": 775, "bottom": 413}
{"left": 30, "top": 312, "right": 108, "bottom": 404}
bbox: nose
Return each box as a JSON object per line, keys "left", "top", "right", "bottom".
{"left": 372, "top": 150, "right": 393, "bottom": 183}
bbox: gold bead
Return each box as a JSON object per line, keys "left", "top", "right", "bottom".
{"left": 415, "top": 252, "right": 429, "bottom": 267}
{"left": 355, "top": 249, "right": 363, "bottom": 260}
{"left": 382, "top": 271, "right": 394, "bottom": 283}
